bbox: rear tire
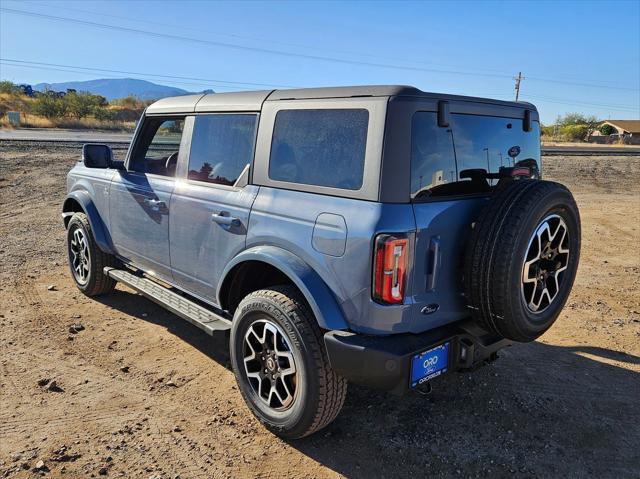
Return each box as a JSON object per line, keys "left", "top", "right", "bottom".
{"left": 66, "top": 212, "right": 117, "bottom": 297}
{"left": 230, "top": 286, "right": 347, "bottom": 439}
{"left": 464, "top": 180, "right": 581, "bottom": 342}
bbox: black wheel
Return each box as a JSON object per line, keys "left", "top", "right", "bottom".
{"left": 230, "top": 286, "right": 347, "bottom": 439}
{"left": 66, "top": 212, "right": 117, "bottom": 296}
{"left": 464, "top": 180, "right": 581, "bottom": 342}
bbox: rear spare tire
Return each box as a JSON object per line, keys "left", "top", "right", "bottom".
{"left": 464, "top": 180, "right": 580, "bottom": 342}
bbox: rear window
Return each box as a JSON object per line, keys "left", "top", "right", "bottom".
{"left": 269, "top": 109, "right": 368, "bottom": 190}
{"left": 411, "top": 112, "right": 540, "bottom": 199}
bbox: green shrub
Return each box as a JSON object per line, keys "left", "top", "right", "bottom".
{"left": 32, "top": 94, "right": 67, "bottom": 119}
{"left": 93, "top": 107, "right": 116, "bottom": 121}
{"left": 599, "top": 123, "right": 615, "bottom": 136}
{"left": 559, "top": 124, "right": 589, "bottom": 141}
{"left": 64, "top": 92, "right": 108, "bottom": 119}
{"left": 0, "top": 80, "right": 18, "bottom": 94}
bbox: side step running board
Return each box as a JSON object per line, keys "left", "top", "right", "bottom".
{"left": 104, "top": 267, "right": 231, "bottom": 335}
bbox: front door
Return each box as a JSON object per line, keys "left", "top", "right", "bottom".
{"left": 109, "top": 116, "right": 186, "bottom": 281}
{"left": 169, "top": 113, "right": 259, "bottom": 303}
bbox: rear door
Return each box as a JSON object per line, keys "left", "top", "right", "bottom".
{"left": 409, "top": 108, "right": 541, "bottom": 329}
{"left": 109, "top": 116, "right": 186, "bottom": 281}
{"left": 169, "top": 113, "right": 259, "bottom": 302}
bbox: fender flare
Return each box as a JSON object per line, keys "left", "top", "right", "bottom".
{"left": 218, "top": 245, "right": 349, "bottom": 331}
{"left": 62, "top": 190, "right": 115, "bottom": 255}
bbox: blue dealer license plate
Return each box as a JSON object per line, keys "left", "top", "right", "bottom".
{"left": 410, "top": 342, "right": 450, "bottom": 388}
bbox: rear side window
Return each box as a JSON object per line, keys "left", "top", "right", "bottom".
{"left": 188, "top": 114, "right": 257, "bottom": 186}
{"left": 411, "top": 112, "right": 540, "bottom": 199}
{"left": 269, "top": 109, "right": 369, "bottom": 190}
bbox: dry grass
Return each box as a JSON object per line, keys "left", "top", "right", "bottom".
{"left": 0, "top": 113, "right": 135, "bottom": 131}
{"left": 0, "top": 92, "right": 137, "bottom": 131}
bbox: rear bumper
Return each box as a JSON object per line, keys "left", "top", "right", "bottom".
{"left": 324, "top": 320, "right": 511, "bottom": 395}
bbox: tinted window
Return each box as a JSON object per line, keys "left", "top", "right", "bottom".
{"left": 269, "top": 109, "right": 368, "bottom": 190}
{"left": 188, "top": 114, "right": 257, "bottom": 186}
{"left": 131, "top": 117, "right": 185, "bottom": 176}
{"left": 411, "top": 112, "right": 540, "bottom": 198}
{"left": 452, "top": 114, "right": 540, "bottom": 178}
{"left": 411, "top": 112, "right": 457, "bottom": 196}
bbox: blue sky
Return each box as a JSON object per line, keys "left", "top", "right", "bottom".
{"left": 1, "top": 0, "right": 638, "bottom": 123}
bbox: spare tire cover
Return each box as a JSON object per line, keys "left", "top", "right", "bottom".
{"left": 464, "top": 179, "right": 581, "bottom": 342}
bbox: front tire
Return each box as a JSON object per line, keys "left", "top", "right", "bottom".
{"left": 230, "top": 286, "right": 347, "bottom": 439}
{"left": 66, "top": 212, "right": 117, "bottom": 296}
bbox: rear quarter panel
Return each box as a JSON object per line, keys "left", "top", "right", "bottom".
{"left": 247, "top": 187, "right": 417, "bottom": 334}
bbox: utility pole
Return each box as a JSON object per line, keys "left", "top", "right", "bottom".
{"left": 514, "top": 71, "right": 524, "bottom": 101}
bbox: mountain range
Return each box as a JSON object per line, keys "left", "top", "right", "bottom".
{"left": 32, "top": 78, "right": 208, "bottom": 100}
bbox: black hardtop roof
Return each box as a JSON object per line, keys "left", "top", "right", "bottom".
{"left": 146, "top": 85, "right": 536, "bottom": 114}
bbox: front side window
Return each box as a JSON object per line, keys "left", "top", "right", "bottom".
{"left": 269, "top": 109, "right": 369, "bottom": 190}
{"left": 411, "top": 112, "right": 540, "bottom": 199}
{"left": 130, "top": 117, "right": 185, "bottom": 177}
{"left": 187, "top": 114, "right": 257, "bottom": 186}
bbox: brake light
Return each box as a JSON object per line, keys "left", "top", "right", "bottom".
{"left": 373, "top": 234, "right": 408, "bottom": 304}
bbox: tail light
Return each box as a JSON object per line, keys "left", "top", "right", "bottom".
{"left": 373, "top": 234, "right": 408, "bottom": 304}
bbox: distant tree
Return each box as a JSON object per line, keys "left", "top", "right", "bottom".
{"left": 559, "top": 124, "right": 590, "bottom": 141}
{"left": 93, "top": 107, "right": 116, "bottom": 121}
{"left": 599, "top": 123, "right": 616, "bottom": 136}
{"left": 32, "top": 94, "right": 66, "bottom": 119}
{"left": 0, "top": 80, "right": 18, "bottom": 94}
{"left": 555, "top": 112, "right": 600, "bottom": 140}
{"left": 64, "top": 92, "right": 94, "bottom": 119}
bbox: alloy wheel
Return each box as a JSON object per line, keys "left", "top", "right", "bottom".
{"left": 521, "top": 214, "right": 570, "bottom": 313}
{"left": 69, "top": 227, "right": 90, "bottom": 285}
{"left": 242, "top": 319, "right": 298, "bottom": 411}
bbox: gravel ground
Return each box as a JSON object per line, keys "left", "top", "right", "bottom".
{"left": 0, "top": 140, "right": 639, "bottom": 478}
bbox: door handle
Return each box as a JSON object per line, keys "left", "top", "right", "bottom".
{"left": 144, "top": 198, "right": 166, "bottom": 212}
{"left": 211, "top": 212, "right": 240, "bottom": 227}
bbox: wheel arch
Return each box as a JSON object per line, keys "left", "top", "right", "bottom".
{"left": 62, "top": 191, "right": 115, "bottom": 255}
{"left": 218, "top": 246, "right": 349, "bottom": 331}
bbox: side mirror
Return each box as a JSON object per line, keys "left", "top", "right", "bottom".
{"left": 82, "top": 143, "right": 112, "bottom": 168}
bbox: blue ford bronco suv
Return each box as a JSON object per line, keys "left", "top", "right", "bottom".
{"left": 63, "top": 86, "right": 580, "bottom": 438}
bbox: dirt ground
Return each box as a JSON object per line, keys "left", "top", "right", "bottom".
{"left": 1, "top": 141, "right": 639, "bottom": 479}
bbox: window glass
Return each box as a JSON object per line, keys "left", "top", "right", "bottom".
{"left": 131, "top": 117, "right": 184, "bottom": 177}
{"left": 188, "top": 114, "right": 257, "bottom": 186}
{"left": 269, "top": 109, "right": 368, "bottom": 190}
{"left": 452, "top": 114, "right": 540, "bottom": 179}
{"left": 411, "top": 112, "right": 457, "bottom": 197}
{"left": 411, "top": 112, "right": 540, "bottom": 199}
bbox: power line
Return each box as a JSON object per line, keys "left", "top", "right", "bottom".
{"left": 23, "top": 0, "right": 518, "bottom": 79}
{"left": 24, "top": 1, "right": 640, "bottom": 90}
{"left": 520, "top": 94, "right": 639, "bottom": 113}
{"left": 3, "top": 6, "right": 638, "bottom": 92}
{"left": 0, "top": 61, "right": 245, "bottom": 90}
{"left": 3, "top": 59, "right": 637, "bottom": 113}
{"left": 0, "top": 58, "right": 297, "bottom": 89}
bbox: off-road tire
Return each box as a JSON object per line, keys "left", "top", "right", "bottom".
{"left": 230, "top": 286, "right": 348, "bottom": 439}
{"left": 66, "top": 212, "right": 117, "bottom": 296}
{"left": 464, "top": 179, "right": 581, "bottom": 342}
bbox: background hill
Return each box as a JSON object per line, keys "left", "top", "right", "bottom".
{"left": 33, "top": 78, "right": 191, "bottom": 100}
